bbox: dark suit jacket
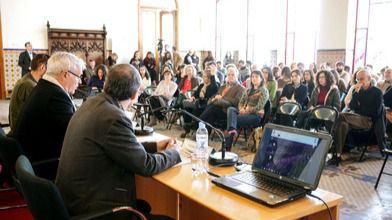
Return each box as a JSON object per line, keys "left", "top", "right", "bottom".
{"left": 12, "top": 79, "right": 75, "bottom": 167}
{"left": 56, "top": 93, "right": 181, "bottom": 216}
{"left": 18, "top": 50, "right": 35, "bottom": 76}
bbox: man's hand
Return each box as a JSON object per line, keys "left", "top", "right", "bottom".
{"left": 354, "top": 83, "right": 363, "bottom": 92}
{"left": 157, "top": 138, "right": 181, "bottom": 152}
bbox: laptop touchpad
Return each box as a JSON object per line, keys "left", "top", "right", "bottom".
{"left": 236, "top": 184, "right": 257, "bottom": 194}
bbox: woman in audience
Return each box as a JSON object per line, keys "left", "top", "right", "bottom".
{"left": 262, "top": 66, "right": 277, "bottom": 109}
{"left": 148, "top": 69, "right": 178, "bottom": 126}
{"left": 163, "top": 51, "right": 173, "bottom": 70}
{"left": 280, "top": 69, "right": 308, "bottom": 109}
{"left": 272, "top": 66, "right": 281, "bottom": 81}
{"left": 202, "top": 50, "right": 215, "bottom": 70}
{"left": 181, "top": 68, "right": 219, "bottom": 137}
{"left": 179, "top": 65, "right": 200, "bottom": 94}
{"left": 199, "top": 65, "right": 245, "bottom": 131}
{"left": 139, "top": 65, "right": 151, "bottom": 91}
{"left": 130, "top": 50, "right": 142, "bottom": 68}
{"left": 88, "top": 64, "right": 107, "bottom": 96}
{"left": 343, "top": 69, "right": 360, "bottom": 111}
{"left": 175, "top": 65, "right": 201, "bottom": 108}
{"left": 296, "top": 70, "right": 340, "bottom": 128}
{"left": 303, "top": 69, "right": 316, "bottom": 97}
{"left": 175, "top": 64, "right": 186, "bottom": 85}
{"left": 331, "top": 70, "right": 347, "bottom": 95}
{"left": 278, "top": 66, "right": 291, "bottom": 90}
{"left": 224, "top": 70, "right": 269, "bottom": 151}
{"left": 143, "top": 51, "right": 157, "bottom": 86}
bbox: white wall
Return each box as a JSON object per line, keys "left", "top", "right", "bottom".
{"left": 1, "top": 0, "right": 139, "bottom": 63}
{"left": 318, "top": 0, "right": 349, "bottom": 49}
{"left": 177, "top": 0, "right": 215, "bottom": 52}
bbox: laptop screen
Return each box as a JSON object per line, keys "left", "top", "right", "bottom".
{"left": 253, "top": 124, "right": 331, "bottom": 190}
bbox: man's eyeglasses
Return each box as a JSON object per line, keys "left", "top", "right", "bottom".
{"left": 67, "top": 70, "right": 82, "bottom": 81}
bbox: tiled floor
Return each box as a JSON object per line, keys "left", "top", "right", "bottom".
{"left": 1, "top": 99, "right": 392, "bottom": 219}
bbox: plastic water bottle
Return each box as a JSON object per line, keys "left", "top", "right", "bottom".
{"left": 194, "top": 122, "right": 208, "bottom": 173}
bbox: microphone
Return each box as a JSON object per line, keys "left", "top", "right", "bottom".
{"left": 178, "top": 109, "right": 238, "bottom": 166}
{"left": 131, "top": 104, "right": 170, "bottom": 136}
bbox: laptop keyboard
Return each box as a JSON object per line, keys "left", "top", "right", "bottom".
{"left": 231, "top": 172, "right": 299, "bottom": 196}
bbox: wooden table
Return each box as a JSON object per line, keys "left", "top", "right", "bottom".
{"left": 136, "top": 133, "right": 343, "bottom": 219}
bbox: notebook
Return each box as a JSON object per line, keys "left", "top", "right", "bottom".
{"left": 212, "top": 123, "right": 332, "bottom": 206}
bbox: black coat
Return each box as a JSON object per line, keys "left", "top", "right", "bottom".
{"left": 13, "top": 79, "right": 75, "bottom": 165}
{"left": 18, "top": 50, "right": 36, "bottom": 76}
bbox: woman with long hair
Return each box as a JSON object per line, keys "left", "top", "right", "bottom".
{"left": 224, "top": 70, "right": 269, "bottom": 151}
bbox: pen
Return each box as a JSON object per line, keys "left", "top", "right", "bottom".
{"left": 192, "top": 168, "right": 221, "bottom": 178}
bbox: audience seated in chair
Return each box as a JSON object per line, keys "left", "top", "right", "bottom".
{"left": 224, "top": 70, "right": 269, "bottom": 151}
{"left": 199, "top": 64, "right": 245, "bottom": 133}
{"left": 148, "top": 69, "right": 178, "bottom": 126}
{"left": 296, "top": 70, "right": 340, "bottom": 128}
{"left": 87, "top": 64, "right": 107, "bottom": 96}
{"left": 55, "top": 64, "right": 180, "bottom": 219}
{"left": 175, "top": 64, "right": 200, "bottom": 108}
{"left": 11, "top": 52, "right": 85, "bottom": 180}
{"left": 302, "top": 69, "right": 316, "bottom": 98}
{"left": 333, "top": 68, "right": 385, "bottom": 164}
{"left": 279, "top": 69, "right": 308, "bottom": 110}
{"left": 143, "top": 51, "right": 157, "bottom": 86}
{"left": 262, "top": 66, "right": 277, "bottom": 110}
{"left": 181, "top": 68, "right": 219, "bottom": 138}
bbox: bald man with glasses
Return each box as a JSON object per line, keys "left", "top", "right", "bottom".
{"left": 12, "top": 52, "right": 85, "bottom": 179}
{"left": 332, "top": 68, "right": 385, "bottom": 164}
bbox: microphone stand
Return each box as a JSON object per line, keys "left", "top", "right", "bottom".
{"left": 131, "top": 104, "right": 154, "bottom": 136}
{"left": 179, "top": 109, "right": 238, "bottom": 166}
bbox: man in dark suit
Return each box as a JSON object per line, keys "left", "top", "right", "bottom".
{"left": 56, "top": 64, "right": 181, "bottom": 219}
{"left": 12, "top": 52, "right": 85, "bottom": 179}
{"left": 18, "top": 42, "right": 36, "bottom": 76}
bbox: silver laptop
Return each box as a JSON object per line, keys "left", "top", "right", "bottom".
{"left": 212, "top": 123, "right": 332, "bottom": 206}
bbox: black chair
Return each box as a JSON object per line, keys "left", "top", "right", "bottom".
{"left": 374, "top": 148, "right": 392, "bottom": 189}
{"left": 15, "top": 155, "right": 147, "bottom": 220}
{"left": 306, "top": 106, "right": 339, "bottom": 134}
{"left": 233, "top": 100, "right": 271, "bottom": 148}
{"left": 0, "top": 135, "right": 26, "bottom": 210}
{"left": 346, "top": 109, "right": 385, "bottom": 162}
{"left": 273, "top": 102, "right": 302, "bottom": 127}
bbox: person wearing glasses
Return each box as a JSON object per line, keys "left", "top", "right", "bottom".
{"left": 333, "top": 68, "right": 385, "bottom": 164}
{"left": 12, "top": 52, "right": 85, "bottom": 179}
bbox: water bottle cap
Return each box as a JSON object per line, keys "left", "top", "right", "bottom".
{"left": 199, "top": 122, "right": 206, "bottom": 129}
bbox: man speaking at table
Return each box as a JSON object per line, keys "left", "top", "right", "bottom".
{"left": 56, "top": 64, "right": 181, "bottom": 219}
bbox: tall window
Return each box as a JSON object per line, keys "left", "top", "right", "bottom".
{"left": 289, "top": 0, "right": 320, "bottom": 66}
{"left": 216, "top": 0, "right": 320, "bottom": 67}
{"left": 216, "top": 0, "right": 248, "bottom": 63}
{"left": 367, "top": 0, "right": 392, "bottom": 72}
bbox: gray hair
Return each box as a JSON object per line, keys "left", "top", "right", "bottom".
{"left": 45, "top": 52, "right": 85, "bottom": 77}
{"left": 104, "top": 64, "right": 141, "bottom": 101}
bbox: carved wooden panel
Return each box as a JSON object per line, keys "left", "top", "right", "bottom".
{"left": 47, "top": 21, "right": 106, "bottom": 64}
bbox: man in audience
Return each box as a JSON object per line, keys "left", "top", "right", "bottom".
{"left": 377, "top": 67, "right": 392, "bottom": 93}
{"left": 207, "top": 61, "right": 225, "bottom": 86}
{"left": 56, "top": 64, "right": 181, "bottom": 219}
{"left": 333, "top": 68, "right": 384, "bottom": 163}
{"left": 18, "top": 42, "right": 36, "bottom": 76}
{"left": 8, "top": 54, "right": 49, "bottom": 136}
{"left": 12, "top": 52, "right": 84, "bottom": 179}
{"left": 237, "top": 60, "right": 250, "bottom": 82}
{"left": 335, "top": 61, "right": 350, "bottom": 88}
